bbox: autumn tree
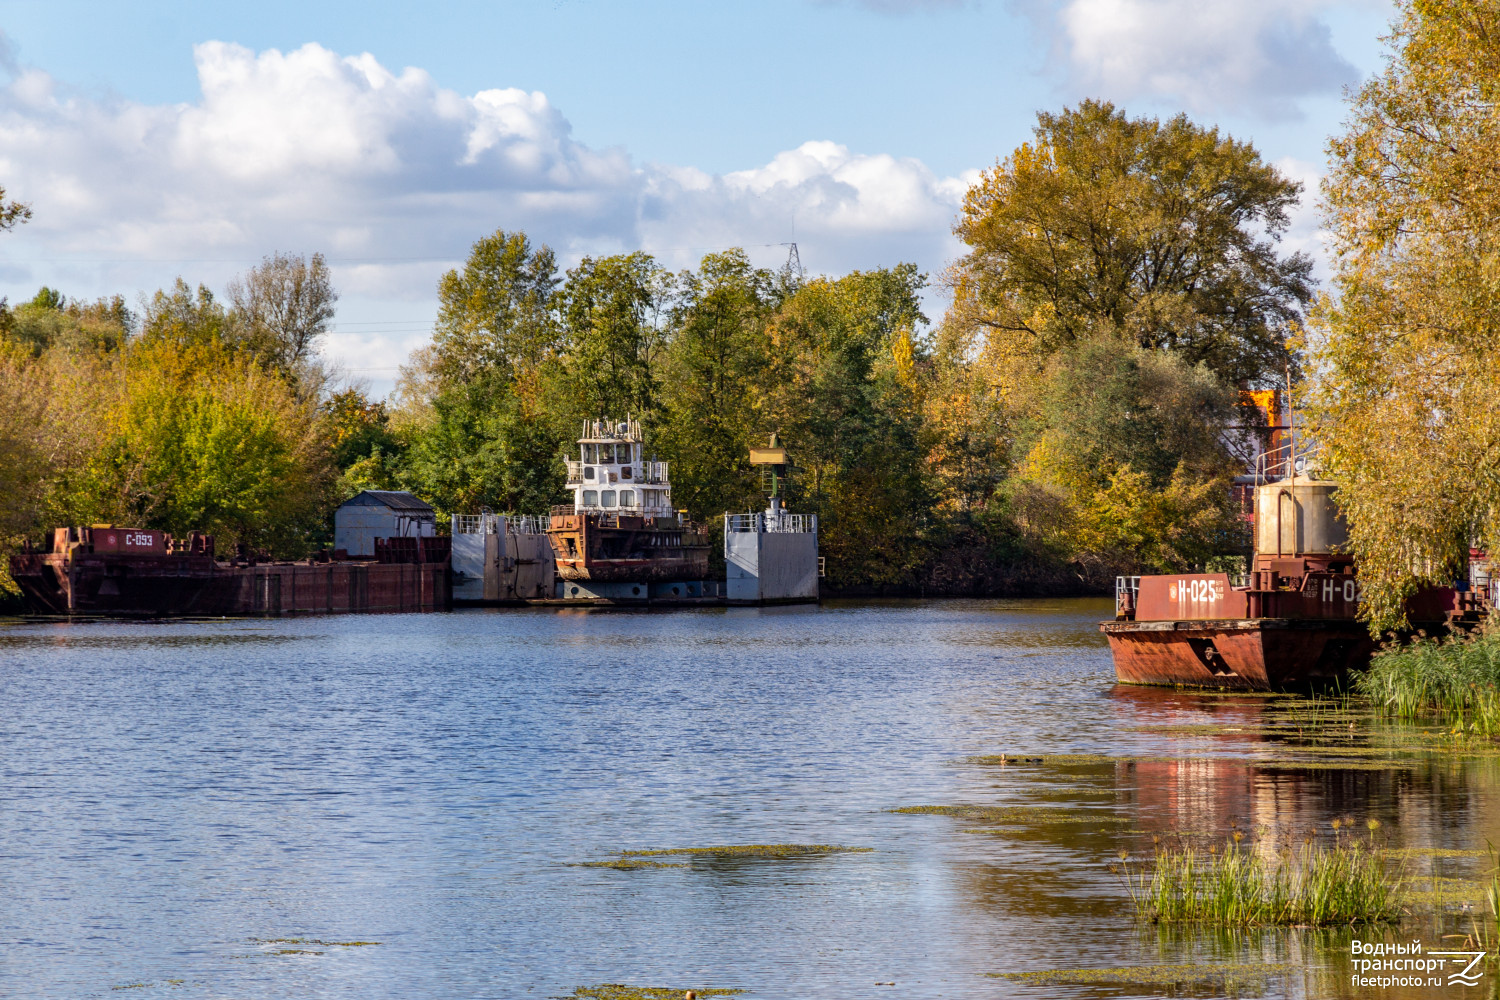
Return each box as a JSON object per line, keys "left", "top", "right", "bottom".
{"left": 0, "top": 184, "right": 29, "bottom": 233}
{"left": 226, "top": 251, "right": 338, "bottom": 377}
{"left": 1307, "top": 0, "right": 1500, "bottom": 628}
{"left": 138, "top": 279, "right": 235, "bottom": 348}
{"left": 953, "top": 100, "right": 1313, "bottom": 390}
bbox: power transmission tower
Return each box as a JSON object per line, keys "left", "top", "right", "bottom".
{"left": 779, "top": 242, "right": 805, "bottom": 286}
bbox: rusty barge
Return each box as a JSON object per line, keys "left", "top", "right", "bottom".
{"left": 1101, "top": 463, "right": 1476, "bottom": 690}
{"left": 10, "top": 525, "right": 449, "bottom": 616}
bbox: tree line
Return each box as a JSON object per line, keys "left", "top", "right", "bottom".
{"left": 0, "top": 99, "right": 1315, "bottom": 600}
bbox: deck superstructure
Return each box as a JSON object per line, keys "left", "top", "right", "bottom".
{"left": 547, "top": 418, "right": 710, "bottom": 583}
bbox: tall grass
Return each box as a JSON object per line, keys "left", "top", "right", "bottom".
{"left": 1355, "top": 629, "right": 1500, "bottom": 734}
{"left": 1125, "top": 840, "right": 1400, "bottom": 925}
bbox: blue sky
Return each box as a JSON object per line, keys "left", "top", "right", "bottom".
{"left": 0, "top": 0, "right": 1395, "bottom": 394}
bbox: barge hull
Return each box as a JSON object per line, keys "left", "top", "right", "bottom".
{"left": 10, "top": 552, "right": 449, "bottom": 616}
{"left": 1102, "top": 619, "right": 1377, "bottom": 690}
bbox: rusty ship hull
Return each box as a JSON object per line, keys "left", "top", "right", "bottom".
{"left": 10, "top": 527, "right": 449, "bottom": 616}
{"left": 1102, "top": 569, "right": 1458, "bottom": 691}
{"left": 546, "top": 512, "right": 709, "bottom": 583}
{"left": 1102, "top": 618, "right": 1375, "bottom": 690}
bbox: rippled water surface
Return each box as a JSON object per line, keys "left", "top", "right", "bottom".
{"left": 3, "top": 599, "right": 1499, "bottom": 999}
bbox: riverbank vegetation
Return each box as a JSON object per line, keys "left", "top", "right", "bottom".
{"left": 0, "top": 104, "right": 1312, "bottom": 600}
{"left": 1356, "top": 629, "right": 1500, "bottom": 734}
{"left": 1124, "top": 840, "right": 1401, "bottom": 926}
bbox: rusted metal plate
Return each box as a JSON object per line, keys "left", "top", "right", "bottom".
{"left": 1102, "top": 619, "right": 1375, "bottom": 690}
{"left": 91, "top": 527, "right": 166, "bottom": 554}
{"left": 1135, "top": 574, "right": 1248, "bottom": 620}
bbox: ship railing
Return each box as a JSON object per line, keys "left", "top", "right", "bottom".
{"left": 1115, "top": 575, "right": 1141, "bottom": 616}
{"left": 455, "top": 513, "right": 547, "bottom": 534}
{"left": 725, "top": 512, "right": 816, "bottom": 534}
{"left": 551, "top": 503, "right": 679, "bottom": 519}
{"left": 1254, "top": 437, "right": 1320, "bottom": 484}
{"left": 564, "top": 459, "right": 668, "bottom": 485}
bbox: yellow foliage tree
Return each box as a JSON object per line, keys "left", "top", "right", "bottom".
{"left": 1307, "top": 0, "right": 1500, "bottom": 628}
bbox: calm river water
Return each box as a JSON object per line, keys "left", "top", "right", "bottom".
{"left": 3, "top": 599, "right": 1498, "bottom": 999}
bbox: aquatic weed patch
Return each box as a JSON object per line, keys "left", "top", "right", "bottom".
{"left": 251, "top": 937, "right": 380, "bottom": 947}
{"left": 991, "top": 962, "right": 1293, "bottom": 991}
{"left": 891, "top": 804, "right": 1128, "bottom": 825}
{"left": 1124, "top": 841, "right": 1401, "bottom": 925}
{"left": 572, "top": 859, "right": 688, "bottom": 870}
{"left": 620, "top": 844, "right": 871, "bottom": 858}
{"left": 558, "top": 985, "right": 746, "bottom": 1000}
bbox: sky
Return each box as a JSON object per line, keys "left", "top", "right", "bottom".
{"left": 0, "top": 0, "right": 1395, "bottom": 397}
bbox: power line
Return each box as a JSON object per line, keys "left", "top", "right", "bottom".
{"left": 0, "top": 242, "right": 805, "bottom": 267}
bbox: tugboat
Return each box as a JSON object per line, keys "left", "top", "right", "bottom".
{"left": 1101, "top": 445, "right": 1466, "bottom": 690}
{"left": 547, "top": 418, "right": 710, "bottom": 583}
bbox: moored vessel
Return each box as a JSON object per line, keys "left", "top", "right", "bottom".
{"left": 9, "top": 524, "right": 449, "bottom": 616}
{"left": 1100, "top": 459, "right": 1469, "bottom": 690}
{"left": 546, "top": 418, "right": 710, "bottom": 584}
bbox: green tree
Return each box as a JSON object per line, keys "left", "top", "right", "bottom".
{"left": 226, "top": 251, "right": 338, "bottom": 378}
{"left": 396, "top": 229, "right": 569, "bottom": 516}
{"left": 655, "top": 250, "right": 777, "bottom": 518}
{"left": 1307, "top": 0, "right": 1500, "bottom": 629}
{"left": 431, "top": 229, "right": 560, "bottom": 386}
{"left": 758, "top": 265, "right": 932, "bottom": 587}
{"left": 556, "top": 252, "right": 663, "bottom": 421}
{"left": 1012, "top": 340, "right": 1244, "bottom": 575}
{"left": 953, "top": 100, "right": 1313, "bottom": 389}
{"left": 3, "top": 288, "right": 131, "bottom": 355}
{"left": 138, "top": 279, "right": 235, "bottom": 349}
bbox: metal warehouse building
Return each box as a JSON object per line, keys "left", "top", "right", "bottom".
{"left": 334, "top": 490, "right": 437, "bottom": 557}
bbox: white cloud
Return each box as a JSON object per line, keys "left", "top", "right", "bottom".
{"left": 1042, "top": 0, "right": 1358, "bottom": 118}
{"left": 1273, "top": 156, "right": 1331, "bottom": 282}
{"left": 0, "top": 41, "right": 971, "bottom": 390}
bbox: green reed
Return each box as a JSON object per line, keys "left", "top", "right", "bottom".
{"left": 1355, "top": 630, "right": 1500, "bottom": 735}
{"left": 1124, "top": 840, "right": 1400, "bottom": 925}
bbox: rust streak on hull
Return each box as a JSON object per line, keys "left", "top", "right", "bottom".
{"left": 547, "top": 512, "right": 709, "bottom": 583}
{"left": 1101, "top": 619, "right": 1376, "bottom": 691}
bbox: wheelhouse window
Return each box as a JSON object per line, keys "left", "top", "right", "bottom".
{"left": 602, "top": 490, "right": 618, "bottom": 507}
{"left": 598, "top": 443, "right": 615, "bottom": 463}
{"left": 620, "top": 490, "right": 635, "bottom": 507}
{"left": 617, "top": 443, "right": 632, "bottom": 464}
{"left": 583, "top": 443, "right": 597, "bottom": 463}
{"left": 582, "top": 490, "right": 599, "bottom": 506}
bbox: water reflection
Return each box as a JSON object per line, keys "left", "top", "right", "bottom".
{"left": 1, "top": 600, "right": 1498, "bottom": 999}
